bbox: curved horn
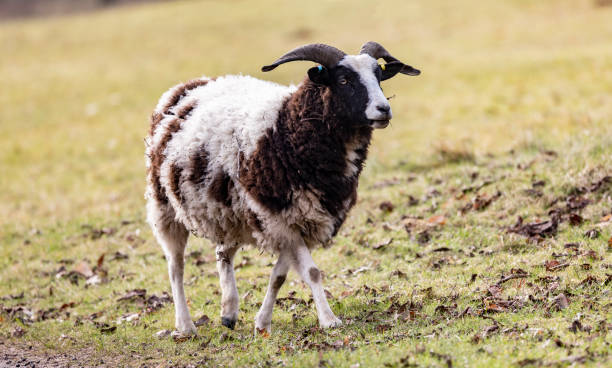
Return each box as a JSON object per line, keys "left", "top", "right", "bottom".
{"left": 360, "top": 41, "right": 421, "bottom": 76}
{"left": 359, "top": 41, "right": 399, "bottom": 63}
{"left": 262, "top": 43, "right": 346, "bottom": 72}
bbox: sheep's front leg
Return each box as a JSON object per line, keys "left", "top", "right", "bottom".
{"left": 292, "top": 243, "right": 342, "bottom": 328}
{"left": 216, "top": 246, "right": 239, "bottom": 329}
{"left": 254, "top": 249, "right": 291, "bottom": 334}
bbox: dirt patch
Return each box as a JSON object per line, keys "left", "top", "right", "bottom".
{"left": 0, "top": 0, "right": 169, "bottom": 20}
{"left": 0, "top": 339, "right": 117, "bottom": 368}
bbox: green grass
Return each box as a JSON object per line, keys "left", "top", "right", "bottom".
{"left": 1, "top": 0, "right": 611, "bottom": 367}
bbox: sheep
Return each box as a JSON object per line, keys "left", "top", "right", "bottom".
{"left": 145, "top": 42, "right": 420, "bottom": 336}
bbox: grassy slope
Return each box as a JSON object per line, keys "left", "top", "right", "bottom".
{"left": 0, "top": 0, "right": 611, "bottom": 366}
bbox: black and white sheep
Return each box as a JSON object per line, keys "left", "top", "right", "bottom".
{"left": 145, "top": 42, "right": 420, "bottom": 335}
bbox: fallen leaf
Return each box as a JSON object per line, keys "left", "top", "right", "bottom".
{"left": 407, "top": 195, "right": 419, "bottom": 206}
{"left": 545, "top": 260, "right": 560, "bottom": 272}
{"left": 98, "top": 324, "right": 117, "bottom": 334}
{"left": 73, "top": 261, "right": 94, "bottom": 278}
{"left": 551, "top": 293, "right": 569, "bottom": 311}
{"left": 568, "top": 213, "right": 583, "bottom": 226}
{"left": 486, "top": 303, "right": 506, "bottom": 313}
{"left": 117, "top": 289, "right": 147, "bottom": 302}
{"left": 194, "top": 315, "right": 209, "bottom": 327}
{"left": 155, "top": 329, "right": 171, "bottom": 339}
{"left": 432, "top": 247, "right": 451, "bottom": 252}
{"left": 117, "top": 312, "right": 140, "bottom": 324}
{"left": 584, "top": 228, "right": 600, "bottom": 239}
{"left": 487, "top": 285, "right": 503, "bottom": 298}
{"left": 109, "top": 251, "right": 129, "bottom": 261}
{"left": 390, "top": 269, "right": 407, "bottom": 278}
{"left": 96, "top": 254, "right": 105, "bottom": 269}
{"left": 545, "top": 260, "right": 569, "bottom": 272}
{"left": 579, "top": 275, "right": 598, "bottom": 286}
{"left": 256, "top": 328, "right": 270, "bottom": 338}
{"left": 427, "top": 215, "right": 446, "bottom": 226}
{"left": 584, "top": 250, "right": 601, "bottom": 260}
{"left": 508, "top": 216, "right": 558, "bottom": 238}
{"left": 379, "top": 201, "right": 394, "bottom": 213}
{"left": 373, "top": 238, "right": 393, "bottom": 250}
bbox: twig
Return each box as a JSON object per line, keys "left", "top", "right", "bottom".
{"left": 496, "top": 273, "right": 528, "bottom": 286}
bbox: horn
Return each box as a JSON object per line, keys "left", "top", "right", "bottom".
{"left": 262, "top": 43, "right": 346, "bottom": 72}
{"left": 360, "top": 41, "right": 420, "bottom": 76}
{"left": 359, "top": 41, "right": 399, "bottom": 63}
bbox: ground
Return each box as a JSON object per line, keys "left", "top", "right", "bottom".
{"left": 0, "top": 0, "right": 611, "bottom": 367}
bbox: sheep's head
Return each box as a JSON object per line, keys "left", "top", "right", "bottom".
{"left": 262, "top": 42, "right": 420, "bottom": 129}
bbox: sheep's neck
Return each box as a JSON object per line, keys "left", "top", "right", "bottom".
{"left": 278, "top": 81, "right": 373, "bottom": 213}
{"left": 238, "top": 80, "right": 372, "bottom": 218}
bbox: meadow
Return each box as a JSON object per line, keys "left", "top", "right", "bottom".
{"left": 0, "top": 0, "right": 611, "bottom": 366}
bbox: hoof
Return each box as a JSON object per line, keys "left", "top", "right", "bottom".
{"left": 176, "top": 320, "right": 197, "bottom": 336}
{"left": 320, "top": 316, "right": 342, "bottom": 329}
{"left": 221, "top": 317, "right": 236, "bottom": 330}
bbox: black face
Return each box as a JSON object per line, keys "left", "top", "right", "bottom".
{"left": 307, "top": 61, "right": 407, "bottom": 127}
{"left": 308, "top": 65, "right": 378, "bottom": 126}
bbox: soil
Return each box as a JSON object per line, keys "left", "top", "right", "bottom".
{"left": 0, "top": 339, "right": 116, "bottom": 368}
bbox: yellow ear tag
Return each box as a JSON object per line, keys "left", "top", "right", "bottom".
{"left": 380, "top": 64, "right": 386, "bottom": 71}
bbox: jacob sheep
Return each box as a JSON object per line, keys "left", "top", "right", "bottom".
{"left": 145, "top": 42, "right": 420, "bottom": 335}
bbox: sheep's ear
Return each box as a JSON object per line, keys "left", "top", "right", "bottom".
{"left": 307, "top": 66, "right": 331, "bottom": 85}
{"left": 381, "top": 61, "right": 421, "bottom": 81}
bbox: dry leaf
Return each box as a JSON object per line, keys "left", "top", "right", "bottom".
{"left": 257, "top": 328, "right": 270, "bottom": 338}
{"left": 545, "top": 260, "right": 560, "bottom": 272}
{"left": 194, "top": 315, "right": 210, "bottom": 327}
{"left": 155, "top": 329, "right": 171, "bottom": 339}
{"left": 486, "top": 303, "right": 506, "bottom": 313}
{"left": 427, "top": 215, "right": 446, "bottom": 226}
{"left": 373, "top": 238, "right": 393, "bottom": 250}
{"left": 379, "top": 201, "right": 395, "bottom": 213}
{"left": 96, "top": 254, "right": 105, "bottom": 269}
{"left": 73, "top": 261, "right": 94, "bottom": 278}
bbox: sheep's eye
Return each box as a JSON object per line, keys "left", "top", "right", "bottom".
{"left": 338, "top": 77, "right": 348, "bottom": 85}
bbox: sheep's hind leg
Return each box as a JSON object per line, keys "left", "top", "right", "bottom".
{"left": 254, "top": 249, "right": 291, "bottom": 334}
{"left": 292, "top": 242, "right": 342, "bottom": 328}
{"left": 151, "top": 212, "right": 196, "bottom": 335}
{"left": 216, "top": 245, "right": 239, "bottom": 329}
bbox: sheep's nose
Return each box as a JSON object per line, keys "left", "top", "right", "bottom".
{"left": 376, "top": 105, "right": 390, "bottom": 114}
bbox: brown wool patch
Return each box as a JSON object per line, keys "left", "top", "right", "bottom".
{"left": 149, "top": 112, "right": 164, "bottom": 137}
{"left": 246, "top": 210, "right": 263, "bottom": 232}
{"left": 272, "top": 275, "right": 286, "bottom": 290}
{"left": 308, "top": 267, "right": 320, "bottom": 283}
{"left": 189, "top": 145, "right": 210, "bottom": 187}
{"left": 162, "top": 79, "right": 210, "bottom": 115}
{"left": 150, "top": 118, "right": 183, "bottom": 204}
{"left": 208, "top": 172, "right": 234, "bottom": 207}
{"left": 168, "top": 163, "right": 183, "bottom": 203}
{"left": 176, "top": 100, "right": 197, "bottom": 119}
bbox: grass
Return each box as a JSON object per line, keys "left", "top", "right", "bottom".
{"left": 1, "top": 0, "right": 611, "bottom": 366}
